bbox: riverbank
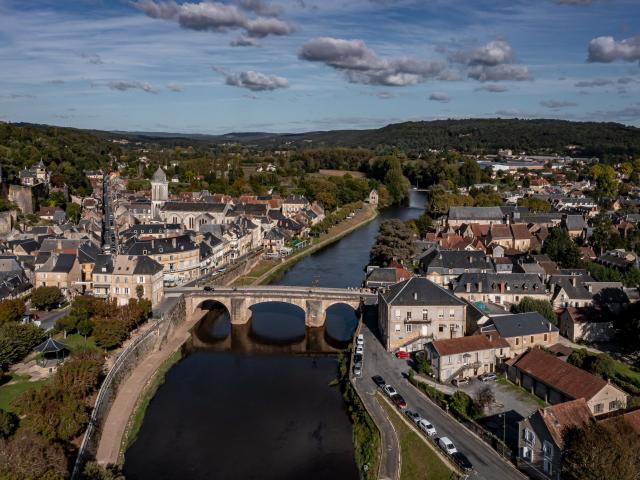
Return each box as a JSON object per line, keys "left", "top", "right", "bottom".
{"left": 246, "top": 204, "right": 378, "bottom": 286}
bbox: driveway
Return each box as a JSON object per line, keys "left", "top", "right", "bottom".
{"left": 355, "top": 309, "right": 523, "bottom": 480}
{"left": 460, "top": 378, "right": 539, "bottom": 419}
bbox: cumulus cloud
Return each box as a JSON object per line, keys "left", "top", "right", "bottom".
{"left": 132, "top": 0, "right": 292, "bottom": 40}
{"left": 588, "top": 35, "right": 640, "bottom": 63}
{"left": 299, "top": 37, "right": 446, "bottom": 86}
{"left": 216, "top": 69, "right": 289, "bottom": 91}
{"left": 429, "top": 92, "right": 450, "bottom": 102}
{"left": 540, "top": 100, "right": 577, "bottom": 109}
{"left": 475, "top": 84, "right": 509, "bottom": 92}
{"left": 167, "top": 83, "right": 183, "bottom": 92}
{"left": 452, "top": 40, "right": 531, "bottom": 82}
{"left": 108, "top": 81, "right": 157, "bottom": 93}
{"left": 236, "top": 0, "right": 282, "bottom": 17}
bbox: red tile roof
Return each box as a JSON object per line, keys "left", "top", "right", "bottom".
{"left": 512, "top": 348, "right": 611, "bottom": 401}
{"left": 539, "top": 398, "right": 593, "bottom": 447}
{"left": 431, "top": 335, "right": 509, "bottom": 357}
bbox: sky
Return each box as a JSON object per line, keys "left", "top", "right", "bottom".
{"left": 0, "top": 0, "right": 639, "bottom": 134}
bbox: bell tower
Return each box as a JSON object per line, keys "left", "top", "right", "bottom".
{"left": 151, "top": 166, "right": 168, "bottom": 221}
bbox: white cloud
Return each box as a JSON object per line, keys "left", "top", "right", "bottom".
{"left": 588, "top": 35, "right": 640, "bottom": 63}
{"left": 167, "top": 83, "right": 183, "bottom": 92}
{"left": 217, "top": 69, "right": 289, "bottom": 91}
{"left": 299, "top": 37, "right": 446, "bottom": 86}
{"left": 452, "top": 40, "right": 531, "bottom": 82}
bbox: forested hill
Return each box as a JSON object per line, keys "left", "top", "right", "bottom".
{"left": 249, "top": 119, "right": 640, "bottom": 160}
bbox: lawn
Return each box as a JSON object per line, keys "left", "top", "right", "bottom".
{"left": 0, "top": 373, "right": 48, "bottom": 412}
{"left": 57, "top": 333, "right": 98, "bottom": 352}
{"left": 378, "top": 395, "right": 455, "bottom": 480}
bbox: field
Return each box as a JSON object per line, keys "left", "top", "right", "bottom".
{"left": 0, "top": 373, "right": 48, "bottom": 412}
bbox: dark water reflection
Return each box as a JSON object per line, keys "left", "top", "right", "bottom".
{"left": 124, "top": 191, "right": 425, "bottom": 479}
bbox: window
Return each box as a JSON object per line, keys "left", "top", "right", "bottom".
{"left": 609, "top": 401, "right": 618, "bottom": 411}
{"left": 543, "top": 458, "right": 552, "bottom": 475}
{"left": 115, "top": 287, "right": 120, "bottom": 294}
{"left": 406, "top": 311, "right": 412, "bottom": 321}
{"left": 515, "top": 337, "right": 520, "bottom": 345}
{"left": 124, "top": 288, "right": 129, "bottom": 295}
{"left": 530, "top": 335, "right": 534, "bottom": 344}
{"left": 439, "top": 325, "right": 445, "bottom": 333}
{"left": 446, "top": 356, "right": 453, "bottom": 365}
{"left": 422, "top": 310, "right": 428, "bottom": 321}
{"left": 495, "top": 295, "right": 501, "bottom": 304}
{"left": 521, "top": 446, "right": 533, "bottom": 462}
{"left": 594, "top": 403, "right": 604, "bottom": 414}
{"left": 544, "top": 333, "right": 548, "bottom": 342}
{"left": 449, "top": 308, "right": 455, "bottom": 318}
{"left": 523, "top": 428, "right": 535, "bottom": 445}
{"left": 138, "top": 276, "right": 144, "bottom": 283}
{"left": 405, "top": 324, "right": 412, "bottom": 333}
{"left": 438, "top": 309, "right": 444, "bottom": 318}
{"left": 394, "top": 324, "right": 401, "bottom": 332}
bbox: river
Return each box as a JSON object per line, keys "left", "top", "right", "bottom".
{"left": 123, "top": 191, "right": 426, "bottom": 480}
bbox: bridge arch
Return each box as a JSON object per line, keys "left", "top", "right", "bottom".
{"left": 249, "top": 301, "right": 306, "bottom": 343}
{"left": 324, "top": 303, "right": 359, "bottom": 343}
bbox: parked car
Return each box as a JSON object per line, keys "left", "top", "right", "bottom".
{"left": 404, "top": 410, "right": 422, "bottom": 423}
{"left": 452, "top": 451, "right": 473, "bottom": 472}
{"left": 438, "top": 437, "right": 457, "bottom": 455}
{"left": 372, "top": 375, "right": 386, "bottom": 387}
{"left": 478, "top": 372, "right": 497, "bottom": 382}
{"left": 356, "top": 334, "right": 364, "bottom": 345}
{"left": 354, "top": 353, "right": 363, "bottom": 363}
{"left": 395, "top": 351, "right": 410, "bottom": 359}
{"left": 391, "top": 394, "right": 407, "bottom": 409}
{"left": 21, "top": 313, "right": 39, "bottom": 323}
{"left": 383, "top": 385, "right": 398, "bottom": 397}
{"left": 203, "top": 286, "right": 215, "bottom": 292}
{"left": 452, "top": 377, "right": 469, "bottom": 387}
{"left": 355, "top": 345, "right": 364, "bottom": 355}
{"left": 418, "top": 419, "right": 437, "bottom": 437}
{"left": 353, "top": 364, "right": 362, "bottom": 377}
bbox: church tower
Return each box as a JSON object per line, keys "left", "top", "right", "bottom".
{"left": 151, "top": 166, "right": 168, "bottom": 221}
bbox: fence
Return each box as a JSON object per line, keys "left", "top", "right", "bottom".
{"left": 71, "top": 295, "right": 186, "bottom": 479}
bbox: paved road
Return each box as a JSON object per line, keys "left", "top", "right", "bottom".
{"left": 30, "top": 307, "right": 69, "bottom": 332}
{"left": 355, "top": 322, "right": 524, "bottom": 480}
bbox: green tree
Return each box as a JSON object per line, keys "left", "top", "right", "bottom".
{"left": 517, "top": 197, "right": 551, "bottom": 213}
{"left": 543, "top": 227, "right": 583, "bottom": 268}
{"left": 511, "top": 297, "right": 558, "bottom": 325}
{"left": 369, "top": 219, "right": 416, "bottom": 266}
{"left": 0, "top": 298, "right": 26, "bottom": 324}
{"left": 458, "top": 159, "right": 482, "bottom": 187}
{"left": 590, "top": 163, "right": 618, "bottom": 200}
{"left": 383, "top": 157, "right": 410, "bottom": 205}
{"left": 448, "top": 391, "right": 480, "bottom": 420}
{"left": 0, "top": 408, "right": 18, "bottom": 438}
{"left": 0, "top": 430, "right": 68, "bottom": 480}
{"left": 563, "top": 419, "right": 640, "bottom": 480}
{"left": 93, "top": 317, "right": 129, "bottom": 349}
{"left": 591, "top": 213, "right": 615, "bottom": 254}
{"left": 66, "top": 202, "right": 81, "bottom": 223}
{"left": 30, "top": 286, "right": 64, "bottom": 311}
{"left": 0, "top": 322, "right": 46, "bottom": 366}
{"left": 82, "top": 462, "right": 126, "bottom": 480}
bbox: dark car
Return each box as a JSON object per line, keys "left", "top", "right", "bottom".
{"left": 354, "top": 353, "right": 363, "bottom": 363}
{"left": 404, "top": 410, "right": 422, "bottom": 423}
{"left": 372, "top": 375, "right": 386, "bottom": 387}
{"left": 452, "top": 451, "right": 473, "bottom": 472}
{"left": 391, "top": 394, "right": 407, "bottom": 409}
{"left": 203, "top": 286, "right": 215, "bottom": 292}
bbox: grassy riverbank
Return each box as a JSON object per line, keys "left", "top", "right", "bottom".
{"left": 119, "top": 349, "right": 183, "bottom": 463}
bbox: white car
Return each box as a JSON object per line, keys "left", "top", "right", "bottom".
{"left": 355, "top": 345, "right": 364, "bottom": 355}
{"left": 438, "top": 437, "right": 457, "bottom": 455}
{"left": 353, "top": 364, "right": 362, "bottom": 377}
{"left": 356, "top": 334, "right": 364, "bottom": 345}
{"left": 383, "top": 385, "right": 397, "bottom": 397}
{"left": 418, "top": 419, "right": 437, "bottom": 437}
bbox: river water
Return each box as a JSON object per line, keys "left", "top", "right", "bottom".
{"left": 123, "top": 191, "right": 426, "bottom": 480}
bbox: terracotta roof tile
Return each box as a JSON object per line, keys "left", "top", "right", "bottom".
{"left": 540, "top": 398, "right": 593, "bottom": 447}
{"left": 431, "top": 335, "right": 509, "bottom": 357}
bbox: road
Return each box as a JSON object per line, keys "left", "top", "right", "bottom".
{"left": 356, "top": 321, "right": 524, "bottom": 480}
{"left": 29, "top": 306, "right": 69, "bottom": 331}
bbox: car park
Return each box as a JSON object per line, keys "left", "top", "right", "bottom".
{"left": 391, "top": 394, "right": 407, "bottom": 409}
{"left": 356, "top": 334, "right": 364, "bottom": 345}
{"left": 452, "top": 377, "right": 469, "bottom": 387}
{"left": 452, "top": 451, "right": 473, "bottom": 472}
{"left": 404, "top": 410, "right": 422, "bottom": 424}
{"left": 372, "top": 375, "right": 386, "bottom": 387}
{"left": 478, "top": 372, "right": 497, "bottom": 382}
{"left": 395, "top": 351, "right": 410, "bottom": 359}
{"left": 383, "top": 385, "right": 398, "bottom": 397}
{"left": 417, "top": 419, "right": 437, "bottom": 437}
{"left": 355, "top": 345, "right": 364, "bottom": 355}
{"left": 438, "top": 437, "right": 457, "bottom": 455}
{"left": 354, "top": 353, "right": 363, "bottom": 363}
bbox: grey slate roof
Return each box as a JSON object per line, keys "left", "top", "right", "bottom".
{"left": 94, "top": 254, "right": 114, "bottom": 274}
{"left": 420, "top": 250, "right": 493, "bottom": 274}
{"left": 133, "top": 255, "right": 163, "bottom": 275}
{"left": 161, "top": 201, "right": 227, "bottom": 213}
{"left": 152, "top": 167, "right": 167, "bottom": 182}
{"left": 381, "top": 277, "right": 466, "bottom": 306}
{"left": 564, "top": 215, "right": 586, "bottom": 231}
{"left": 122, "top": 234, "right": 198, "bottom": 255}
{"left": 453, "top": 273, "right": 545, "bottom": 294}
{"left": 449, "top": 206, "right": 503, "bottom": 221}
{"left": 487, "top": 312, "right": 558, "bottom": 338}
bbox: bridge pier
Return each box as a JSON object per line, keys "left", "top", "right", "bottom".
{"left": 230, "top": 297, "right": 251, "bottom": 325}
{"left": 305, "top": 300, "right": 326, "bottom": 328}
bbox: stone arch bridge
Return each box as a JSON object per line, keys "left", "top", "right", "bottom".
{"left": 167, "top": 286, "right": 377, "bottom": 327}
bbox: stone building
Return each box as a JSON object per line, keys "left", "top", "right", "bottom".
{"left": 151, "top": 166, "right": 169, "bottom": 220}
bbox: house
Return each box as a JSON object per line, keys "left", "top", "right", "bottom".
{"left": 517, "top": 398, "right": 593, "bottom": 480}
{"left": 488, "top": 224, "right": 512, "bottom": 249}
{"left": 507, "top": 348, "right": 627, "bottom": 415}
{"left": 550, "top": 275, "right": 624, "bottom": 309}
{"left": 378, "top": 277, "right": 468, "bottom": 352}
{"left": 479, "top": 312, "right": 559, "bottom": 355}
{"left": 91, "top": 254, "right": 164, "bottom": 306}
{"left": 263, "top": 227, "right": 286, "bottom": 254}
{"left": 34, "top": 252, "right": 81, "bottom": 297}
{"left": 161, "top": 201, "right": 232, "bottom": 230}
{"left": 562, "top": 215, "right": 586, "bottom": 239}
{"left": 453, "top": 273, "right": 548, "bottom": 308}
{"left": 510, "top": 224, "right": 533, "bottom": 251}
{"left": 447, "top": 206, "right": 504, "bottom": 227}
{"left": 364, "top": 264, "right": 412, "bottom": 290}
{"left": 38, "top": 206, "right": 66, "bottom": 224}
{"left": 19, "top": 160, "right": 50, "bottom": 187}
{"left": 419, "top": 250, "right": 493, "bottom": 286}
{"left": 558, "top": 307, "right": 614, "bottom": 343}
{"left": 282, "top": 195, "right": 309, "bottom": 218}
{"left": 425, "top": 335, "right": 510, "bottom": 383}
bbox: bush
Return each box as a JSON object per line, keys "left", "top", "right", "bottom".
{"left": 0, "top": 408, "right": 18, "bottom": 438}
{"left": 0, "top": 322, "right": 46, "bottom": 366}
{"left": 0, "top": 299, "right": 26, "bottom": 324}
{"left": 0, "top": 430, "right": 68, "bottom": 480}
{"left": 448, "top": 391, "right": 480, "bottom": 420}
{"left": 93, "top": 317, "right": 129, "bottom": 349}
{"left": 30, "top": 286, "right": 64, "bottom": 311}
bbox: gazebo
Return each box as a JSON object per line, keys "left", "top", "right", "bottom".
{"left": 34, "top": 338, "right": 68, "bottom": 366}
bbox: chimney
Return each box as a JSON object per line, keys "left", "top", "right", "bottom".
{"left": 588, "top": 283, "right": 593, "bottom": 293}
{"left": 478, "top": 282, "right": 483, "bottom": 293}
{"left": 466, "top": 282, "right": 471, "bottom": 293}
{"left": 468, "top": 255, "right": 473, "bottom": 263}
{"left": 571, "top": 277, "right": 577, "bottom": 287}
{"left": 548, "top": 322, "right": 552, "bottom": 332}
{"left": 151, "top": 239, "right": 154, "bottom": 249}
{"left": 172, "top": 238, "right": 177, "bottom": 248}
{"left": 500, "top": 282, "right": 505, "bottom": 293}
{"left": 413, "top": 292, "right": 418, "bottom": 301}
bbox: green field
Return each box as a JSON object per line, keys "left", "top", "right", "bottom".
{"left": 0, "top": 373, "right": 48, "bottom": 412}
{"left": 379, "top": 395, "right": 455, "bottom": 480}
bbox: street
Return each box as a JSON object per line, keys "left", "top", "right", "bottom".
{"left": 29, "top": 306, "right": 69, "bottom": 332}
{"left": 356, "top": 318, "right": 524, "bottom": 480}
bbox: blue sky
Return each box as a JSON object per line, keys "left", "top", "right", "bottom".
{"left": 0, "top": 0, "right": 639, "bottom": 133}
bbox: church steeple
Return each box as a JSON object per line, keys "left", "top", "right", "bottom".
{"left": 150, "top": 166, "right": 168, "bottom": 221}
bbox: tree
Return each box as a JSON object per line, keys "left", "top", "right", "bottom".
{"left": 591, "top": 213, "right": 615, "bottom": 254}
{"left": 82, "top": 462, "right": 126, "bottom": 480}
{"left": 54, "top": 349, "right": 103, "bottom": 399}
{"left": 383, "top": 157, "right": 410, "bottom": 205}
{"left": 369, "top": 219, "right": 416, "bottom": 266}
{"left": 30, "top": 286, "right": 64, "bottom": 311}
{"left": 543, "top": 227, "right": 583, "bottom": 268}
{"left": 0, "top": 430, "right": 68, "bottom": 480}
{"left": 590, "top": 163, "right": 618, "bottom": 200}
{"left": 475, "top": 385, "right": 495, "bottom": 412}
{"left": 458, "top": 159, "right": 482, "bottom": 187}
{"left": 0, "top": 298, "right": 25, "bottom": 324}
{"left": 0, "top": 322, "right": 46, "bottom": 366}
{"left": 66, "top": 202, "right": 81, "bottom": 223}
{"left": 511, "top": 297, "right": 558, "bottom": 325}
{"left": 563, "top": 419, "right": 640, "bottom": 480}
{"left": 517, "top": 197, "right": 551, "bottom": 213}
{"left": 0, "top": 408, "right": 18, "bottom": 438}
{"left": 93, "top": 317, "right": 129, "bottom": 349}
{"left": 136, "top": 284, "right": 144, "bottom": 300}
{"left": 448, "top": 391, "right": 480, "bottom": 420}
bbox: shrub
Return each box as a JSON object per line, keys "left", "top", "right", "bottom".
{"left": 30, "top": 286, "right": 64, "bottom": 311}
{"left": 0, "top": 408, "right": 18, "bottom": 438}
{"left": 0, "top": 299, "right": 26, "bottom": 324}
{"left": 0, "top": 322, "right": 46, "bottom": 366}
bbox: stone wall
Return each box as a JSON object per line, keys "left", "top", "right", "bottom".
{"left": 0, "top": 210, "right": 17, "bottom": 235}
{"left": 8, "top": 185, "right": 33, "bottom": 214}
{"left": 72, "top": 295, "right": 187, "bottom": 478}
